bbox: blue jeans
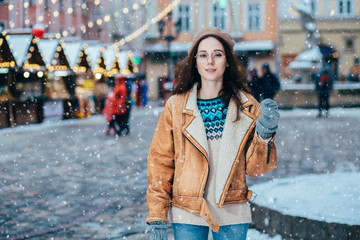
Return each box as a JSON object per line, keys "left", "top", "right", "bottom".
{"left": 171, "top": 223, "right": 249, "bottom": 240}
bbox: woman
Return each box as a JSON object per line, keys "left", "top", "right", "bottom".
{"left": 146, "top": 27, "right": 280, "bottom": 240}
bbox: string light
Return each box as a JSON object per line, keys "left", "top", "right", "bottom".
{"left": 111, "top": 0, "right": 181, "bottom": 49}
{"left": 104, "top": 15, "right": 111, "bottom": 22}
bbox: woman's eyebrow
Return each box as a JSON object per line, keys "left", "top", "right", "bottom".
{"left": 197, "top": 49, "right": 224, "bottom": 53}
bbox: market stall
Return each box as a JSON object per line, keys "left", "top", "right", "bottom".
{"left": 103, "top": 47, "right": 120, "bottom": 88}
{"left": 37, "top": 38, "right": 75, "bottom": 120}
{"left": 63, "top": 42, "right": 94, "bottom": 118}
{"left": 0, "top": 33, "right": 17, "bottom": 128}
{"left": 86, "top": 44, "right": 108, "bottom": 114}
{"left": 7, "top": 34, "right": 46, "bottom": 126}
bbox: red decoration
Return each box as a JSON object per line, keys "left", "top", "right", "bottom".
{"left": 32, "top": 24, "right": 46, "bottom": 38}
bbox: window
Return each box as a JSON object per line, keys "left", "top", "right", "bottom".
{"left": 45, "top": 0, "right": 49, "bottom": 9}
{"left": 0, "top": 21, "right": 5, "bottom": 31}
{"left": 59, "top": 0, "right": 63, "bottom": 11}
{"left": 308, "top": 0, "right": 318, "bottom": 17}
{"left": 0, "top": 0, "right": 5, "bottom": 4}
{"left": 336, "top": 0, "right": 354, "bottom": 17}
{"left": 29, "top": 0, "right": 34, "bottom": 7}
{"left": 344, "top": 37, "right": 355, "bottom": 51}
{"left": 212, "top": 2, "right": 225, "bottom": 30}
{"left": 177, "top": 3, "right": 191, "bottom": 32}
{"left": 247, "top": 2, "right": 262, "bottom": 31}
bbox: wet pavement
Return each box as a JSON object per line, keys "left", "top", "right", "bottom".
{"left": 0, "top": 105, "right": 359, "bottom": 239}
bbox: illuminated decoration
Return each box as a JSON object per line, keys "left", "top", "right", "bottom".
{"left": 111, "top": 0, "right": 181, "bottom": 49}
{"left": 0, "top": 33, "right": 17, "bottom": 69}
{"left": 104, "top": 15, "right": 111, "bottom": 22}
{"left": 95, "top": 72, "right": 102, "bottom": 79}
{"left": 0, "top": 62, "right": 16, "bottom": 68}
{"left": 37, "top": 71, "right": 44, "bottom": 78}
{"left": 32, "top": 24, "right": 46, "bottom": 38}
{"left": 0, "top": 68, "right": 9, "bottom": 74}
{"left": 23, "top": 71, "right": 30, "bottom": 78}
{"left": 23, "top": 63, "right": 42, "bottom": 71}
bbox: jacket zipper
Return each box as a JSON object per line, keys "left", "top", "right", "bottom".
{"left": 182, "top": 132, "right": 209, "bottom": 197}
{"left": 267, "top": 141, "right": 272, "bottom": 164}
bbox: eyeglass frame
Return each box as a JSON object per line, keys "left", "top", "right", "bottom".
{"left": 194, "top": 50, "right": 226, "bottom": 63}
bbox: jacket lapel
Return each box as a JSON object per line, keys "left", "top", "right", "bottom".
{"left": 181, "top": 84, "right": 209, "bottom": 160}
{"left": 215, "top": 92, "right": 256, "bottom": 205}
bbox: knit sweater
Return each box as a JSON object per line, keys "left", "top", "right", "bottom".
{"left": 169, "top": 96, "right": 251, "bottom": 226}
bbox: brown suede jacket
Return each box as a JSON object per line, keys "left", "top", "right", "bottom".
{"left": 146, "top": 85, "right": 278, "bottom": 232}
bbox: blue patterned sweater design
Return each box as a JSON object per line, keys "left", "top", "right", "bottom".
{"left": 197, "top": 96, "right": 227, "bottom": 140}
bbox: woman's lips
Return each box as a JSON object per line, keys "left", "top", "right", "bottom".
{"left": 206, "top": 68, "right": 216, "bottom": 72}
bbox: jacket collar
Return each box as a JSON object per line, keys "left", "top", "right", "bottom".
{"left": 182, "top": 84, "right": 257, "bottom": 205}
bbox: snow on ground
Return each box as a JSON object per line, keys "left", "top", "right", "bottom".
{"left": 246, "top": 229, "right": 283, "bottom": 240}
{"left": 251, "top": 171, "right": 360, "bottom": 225}
{"left": 278, "top": 106, "right": 360, "bottom": 119}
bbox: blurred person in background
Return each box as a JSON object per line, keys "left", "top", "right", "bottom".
{"left": 315, "top": 68, "right": 333, "bottom": 117}
{"left": 112, "top": 75, "right": 127, "bottom": 136}
{"left": 102, "top": 91, "right": 117, "bottom": 136}
{"left": 248, "top": 68, "right": 262, "bottom": 102}
{"left": 261, "top": 63, "right": 280, "bottom": 99}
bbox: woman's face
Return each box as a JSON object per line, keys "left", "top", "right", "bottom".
{"left": 195, "top": 37, "right": 227, "bottom": 84}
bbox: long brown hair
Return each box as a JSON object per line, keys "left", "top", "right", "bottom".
{"left": 173, "top": 35, "right": 249, "bottom": 120}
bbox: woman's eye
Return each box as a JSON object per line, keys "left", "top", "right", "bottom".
{"left": 199, "top": 54, "right": 208, "bottom": 58}
{"left": 213, "top": 53, "right": 223, "bottom": 58}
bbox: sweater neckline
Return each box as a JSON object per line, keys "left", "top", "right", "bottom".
{"left": 197, "top": 95, "right": 223, "bottom": 102}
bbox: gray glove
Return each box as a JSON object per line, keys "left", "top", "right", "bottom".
{"left": 147, "top": 221, "right": 168, "bottom": 240}
{"left": 256, "top": 99, "right": 280, "bottom": 138}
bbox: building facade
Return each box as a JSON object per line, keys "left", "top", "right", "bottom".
{"left": 144, "top": 0, "right": 279, "bottom": 99}
{"left": 278, "top": 0, "right": 360, "bottom": 80}
{"left": 0, "top": 0, "right": 110, "bottom": 42}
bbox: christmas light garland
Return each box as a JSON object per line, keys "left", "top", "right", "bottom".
{"left": 111, "top": 0, "right": 181, "bottom": 49}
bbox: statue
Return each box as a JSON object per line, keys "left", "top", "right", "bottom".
{"left": 292, "top": 1, "right": 319, "bottom": 50}
{"left": 289, "top": 1, "right": 323, "bottom": 83}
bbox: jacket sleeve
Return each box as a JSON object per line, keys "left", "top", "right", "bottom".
{"left": 146, "top": 99, "right": 175, "bottom": 223}
{"left": 245, "top": 105, "right": 278, "bottom": 177}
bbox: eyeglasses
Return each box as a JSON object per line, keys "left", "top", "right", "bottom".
{"left": 194, "top": 51, "right": 225, "bottom": 63}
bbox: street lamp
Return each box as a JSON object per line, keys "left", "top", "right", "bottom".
{"left": 157, "top": 11, "right": 181, "bottom": 82}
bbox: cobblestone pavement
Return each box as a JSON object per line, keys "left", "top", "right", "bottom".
{"left": 0, "top": 105, "right": 359, "bottom": 239}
